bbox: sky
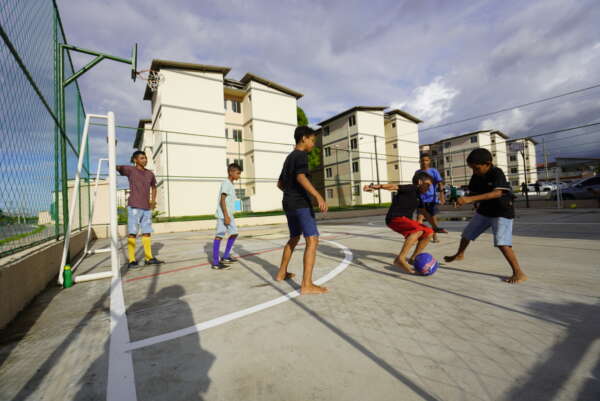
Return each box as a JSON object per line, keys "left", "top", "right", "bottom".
{"left": 56, "top": 0, "right": 600, "bottom": 167}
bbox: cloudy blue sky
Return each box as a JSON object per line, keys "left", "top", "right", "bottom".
{"left": 57, "top": 0, "right": 600, "bottom": 165}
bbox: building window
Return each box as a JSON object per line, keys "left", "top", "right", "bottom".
{"left": 492, "top": 138, "right": 496, "bottom": 143}
{"left": 225, "top": 128, "right": 228, "bottom": 138}
{"left": 511, "top": 180, "right": 519, "bottom": 186}
{"left": 349, "top": 115, "right": 356, "bottom": 127}
{"left": 350, "top": 138, "right": 358, "bottom": 149}
{"left": 393, "top": 143, "right": 397, "bottom": 149}
{"left": 226, "top": 158, "right": 229, "bottom": 167}
{"left": 248, "top": 95, "right": 252, "bottom": 101}
{"left": 352, "top": 161, "right": 359, "bottom": 172}
{"left": 224, "top": 99, "right": 227, "bottom": 110}
{"left": 432, "top": 150, "right": 438, "bottom": 156}
{"left": 326, "top": 168, "right": 333, "bottom": 178}
{"left": 233, "top": 129, "right": 243, "bottom": 142}
{"left": 493, "top": 152, "right": 496, "bottom": 157}
{"left": 323, "top": 126, "right": 330, "bottom": 136}
{"left": 446, "top": 169, "right": 451, "bottom": 177}
{"left": 444, "top": 142, "right": 451, "bottom": 148}
{"left": 235, "top": 158, "right": 244, "bottom": 170}
{"left": 325, "top": 147, "right": 331, "bottom": 157}
{"left": 470, "top": 136, "right": 478, "bottom": 143}
{"left": 326, "top": 188, "right": 334, "bottom": 199}
{"left": 510, "top": 155, "right": 517, "bottom": 161}
{"left": 394, "top": 164, "right": 398, "bottom": 170}
{"left": 511, "top": 167, "right": 518, "bottom": 174}
{"left": 353, "top": 184, "right": 360, "bottom": 196}
{"left": 235, "top": 188, "right": 246, "bottom": 198}
{"left": 250, "top": 125, "right": 253, "bottom": 132}
{"left": 251, "top": 155, "right": 254, "bottom": 163}
{"left": 446, "top": 156, "right": 451, "bottom": 162}
{"left": 392, "top": 122, "right": 396, "bottom": 128}
{"left": 232, "top": 101, "right": 242, "bottom": 113}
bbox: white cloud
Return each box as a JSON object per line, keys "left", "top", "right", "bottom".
{"left": 392, "top": 77, "right": 459, "bottom": 125}
{"left": 479, "top": 108, "right": 531, "bottom": 133}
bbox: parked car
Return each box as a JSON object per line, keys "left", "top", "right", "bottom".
{"left": 526, "top": 183, "right": 556, "bottom": 193}
{"left": 548, "top": 175, "right": 600, "bottom": 200}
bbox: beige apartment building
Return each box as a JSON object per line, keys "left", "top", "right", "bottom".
{"left": 135, "top": 59, "right": 302, "bottom": 217}
{"left": 420, "top": 130, "right": 510, "bottom": 187}
{"left": 506, "top": 138, "right": 538, "bottom": 187}
{"left": 317, "top": 106, "right": 421, "bottom": 207}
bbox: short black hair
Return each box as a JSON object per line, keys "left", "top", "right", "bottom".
{"left": 294, "top": 126, "right": 317, "bottom": 144}
{"left": 228, "top": 163, "right": 242, "bottom": 172}
{"left": 412, "top": 171, "right": 434, "bottom": 185}
{"left": 420, "top": 153, "right": 431, "bottom": 160}
{"left": 131, "top": 150, "right": 146, "bottom": 163}
{"left": 466, "top": 148, "right": 493, "bottom": 165}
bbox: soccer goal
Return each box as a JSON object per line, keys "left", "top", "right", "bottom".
{"left": 57, "top": 112, "right": 120, "bottom": 286}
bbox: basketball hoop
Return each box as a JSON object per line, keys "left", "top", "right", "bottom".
{"left": 136, "top": 69, "right": 163, "bottom": 92}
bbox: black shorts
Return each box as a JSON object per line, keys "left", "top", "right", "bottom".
{"left": 419, "top": 201, "right": 439, "bottom": 216}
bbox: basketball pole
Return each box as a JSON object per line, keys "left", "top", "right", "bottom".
{"left": 56, "top": 42, "right": 136, "bottom": 265}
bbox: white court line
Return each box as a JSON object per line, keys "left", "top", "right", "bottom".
{"left": 125, "top": 239, "right": 353, "bottom": 352}
{"left": 107, "top": 263, "right": 137, "bottom": 400}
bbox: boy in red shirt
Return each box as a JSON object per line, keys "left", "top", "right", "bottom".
{"left": 364, "top": 171, "right": 434, "bottom": 274}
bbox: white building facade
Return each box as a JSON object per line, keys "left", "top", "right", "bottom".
{"left": 318, "top": 106, "right": 421, "bottom": 207}
{"left": 135, "top": 60, "right": 302, "bottom": 217}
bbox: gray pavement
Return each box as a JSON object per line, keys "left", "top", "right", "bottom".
{"left": 1, "top": 209, "right": 599, "bottom": 401}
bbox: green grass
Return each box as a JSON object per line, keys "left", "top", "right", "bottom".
{"left": 0, "top": 225, "right": 47, "bottom": 246}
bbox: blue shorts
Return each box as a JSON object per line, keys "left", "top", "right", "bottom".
{"left": 128, "top": 207, "right": 153, "bottom": 235}
{"left": 419, "top": 201, "right": 439, "bottom": 216}
{"left": 462, "top": 212, "right": 513, "bottom": 247}
{"left": 215, "top": 218, "right": 238, "bottom": 238}
{"left": 285, "top": 208, "right": 319, "bottom": 238}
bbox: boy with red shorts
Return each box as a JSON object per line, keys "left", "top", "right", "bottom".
{"left": 364, "top": 171, "right": 434, "bottom": 274}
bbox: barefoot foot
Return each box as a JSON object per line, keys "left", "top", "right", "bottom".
{"left": 444, "top": 254, "right": 464, "bottom": 263}
{"left": 300, "top": 284, "right": 329, "bottom": 295}
{"left": 503, "top": 272, "right": 528, "bottom": 284}
{"left": 393, "top": 261, "right": 416, "bottom": 275}
{"left": 275, "top": 272, "right": 296, "bottom": 281}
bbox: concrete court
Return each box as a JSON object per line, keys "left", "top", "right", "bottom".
{"left": 0, "top": 209, "right": 599, "bottom": 401}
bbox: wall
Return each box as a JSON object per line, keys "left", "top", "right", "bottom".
{"left": 0, "top": 230, "right": 89, "bottom": 329}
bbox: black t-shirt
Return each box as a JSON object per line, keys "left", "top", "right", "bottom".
{"left": 469, "top": 166, "right": 515, "bottom": 219}
{"left": 385, "top": 185, "right": 420, "bottom": 223}
{"left": 279, "top": 150, "right": 312, "bottom": 211}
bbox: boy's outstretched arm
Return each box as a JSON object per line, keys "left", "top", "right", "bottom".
{"left": 456, "top": 189, "right": 504, "bottom": 206}
{"left": 363, "top": 183, "right": 399, "bottom": 192}
{"left": 277, "top": 180, "right": 284, "bottom": 191}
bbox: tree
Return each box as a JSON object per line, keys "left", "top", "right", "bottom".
{"left": 297, "top": 106, "right": 321, "bottom": 170}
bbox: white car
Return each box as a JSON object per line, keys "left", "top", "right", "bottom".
{"left": 548, "top": 175, "right": 600, "bottom": 200}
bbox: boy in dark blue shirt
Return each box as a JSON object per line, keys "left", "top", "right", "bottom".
{"left": 415, "top": 154, "right": 447, "bottom": 242}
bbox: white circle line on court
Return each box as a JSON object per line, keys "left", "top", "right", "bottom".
{"left": 124, "top": 238, "right": 354, "bottom": 352}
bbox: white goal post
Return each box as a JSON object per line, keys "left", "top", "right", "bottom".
{"left": 57, "top": 112, "right": 120, "bottom": 285}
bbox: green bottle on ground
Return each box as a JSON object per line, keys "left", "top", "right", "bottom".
{"left": 63, "top": 265, "right": 73, "bottom": 288}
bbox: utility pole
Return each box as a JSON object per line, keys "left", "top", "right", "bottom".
{"left": 521, "top": 148, "right": 530, "bottom": 208}
{"left": 347, "top": 122, "right": 354, "bottom": 206}
{"left": 373, "top": 135, "right": 381, "bottom": 204}
{"left": 542, "top": 138, "right": 549, "bottom": 182}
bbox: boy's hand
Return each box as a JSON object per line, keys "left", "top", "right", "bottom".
{"left": 363, "top": 184, "right": 373, "bottom": 192}
{"left": 456, "top": 196, "right": 470, "bottom": 207}
{"left": 149, "top": 200, "right": 156, "bottom": 210}
{"left": 317, "top": 195, "right": 328, "bottom": 213}
{"left": 224, "top": 215, "right": 231, "bottom": 225}
{"left": 438, "top": 195, "right": 446, "bottom": 205}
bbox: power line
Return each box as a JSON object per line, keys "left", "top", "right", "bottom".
{"left": 420, "top": 82, "right": 600, "bottom": 132}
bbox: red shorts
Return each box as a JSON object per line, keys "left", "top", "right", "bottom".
{"left": 387, "top": 216, "right": 434, "bottom": 239}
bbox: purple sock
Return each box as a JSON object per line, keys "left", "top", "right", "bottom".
{"left": 212, "top": 238, "right": 221, "bottom": 265}
{"left": 223, "top": 236, "right": 237, "bottom": 258}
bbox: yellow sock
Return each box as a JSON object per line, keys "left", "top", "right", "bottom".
{"left": 127, "top": 237, "right": 136, "bottom": 262}
{"left": 142, "top": 236, "right": 153, "bottom": 260}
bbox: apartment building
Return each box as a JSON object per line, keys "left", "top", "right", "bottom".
{"left": 135, "top": 59, "right": 302, "bottom": 216}
{"left": 317, "top": 106, "right": 421, "bottom": 207}
{"left": 506, "top": 138, "right": 538, "bottom": 187}
{"left": 420, "top": 130, "right": 510, "bottom": 187}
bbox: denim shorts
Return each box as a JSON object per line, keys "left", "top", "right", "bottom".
{"left": 128, "top": 207, "right": 153, "bottom": 235}
{"left": 462, "top": 212, "right": 513, "bottom": 246}
{"left": 215, "top": 218, "right": 238, "bottom": 238}
{"left": 285, "top": 208, "right": 319, "bottom": 238}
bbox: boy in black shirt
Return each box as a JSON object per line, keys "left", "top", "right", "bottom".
{"left": 364, "top": 171, "right": 435, "bottom": 274}
{"left": 276, "top": 126, "right": 328, "bottom": 295}
{"left": 444, "top": 148, "right": 527, "bottom": 284}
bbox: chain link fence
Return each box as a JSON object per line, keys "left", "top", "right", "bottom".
{"left": 0, "top": 1, "right": 89, "bottom": 258}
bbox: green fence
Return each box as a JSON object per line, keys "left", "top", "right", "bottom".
{"left": 0, "top": 1, "right": 90, "bottom": 258}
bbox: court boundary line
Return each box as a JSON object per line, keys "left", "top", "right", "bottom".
{"left": 124, "top": 239, "right": 353, "bottom": 351}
